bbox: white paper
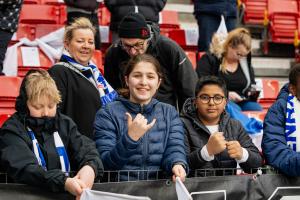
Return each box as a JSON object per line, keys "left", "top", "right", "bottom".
{"left": 184, "top": 28, "right": 198, "bottom": 46}
{"left": 20, "top": 46, "right": 40, "bottom": 67}
{"left": 80, "top": 189, "right": 151, "bottom": 200}
{"left": 175, "top": 177, "right": 193, "bottom": 200}
{"left": 100, "top": 25, "right": 110, "bottom": 43}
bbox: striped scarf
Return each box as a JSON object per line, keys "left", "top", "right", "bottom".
{"left": 285, "top": 94, "right": 300, "bottom": 152}
{"left": 61, "top": 50, "right": 118, "bottom": 106}
{"left": 27, "top": 128, "right": 70, "bottom": 174}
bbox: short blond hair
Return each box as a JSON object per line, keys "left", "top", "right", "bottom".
{"left": 210, "top": 28, "right": 252, "bottom": 73}
{"left": 64, "top": 17, "right": 96, "bottom": 43}
{"left": 25, "top": 69, "right": 61, "bottom": 104}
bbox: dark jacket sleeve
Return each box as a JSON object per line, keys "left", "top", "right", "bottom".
{"left": 196, "top": 53, "right": 218, "bottom": 78}
{"left": 62, "top": 115, "right": 104, "bottom": 179}
{"left": 160, "top": 38, "right": 197, "bottom": 110}
{"left": 94, "top": 106, "right": 141, "bottom": 170}
{"left": 104, "top": 46, "right": 124, "bottom": 90}
{"left": 161, "top": 108, "right": 188, "bottom": 173}
{"left": 0, "top": 130, "right": 67, "bottom": 192}
{"left": 262, "top": 99, "right": 300, "bottom": 176}
{"left": 104, "top": 0, "right": 117, "bottom": 11}
{"left": 48, "top": 66, "right": 68, "bottom": 113}
{"left": 64, "top": 0, "right": 98, "bottom": 11}
{"left": 232, "top": 120, "right": 263, "bottom": 172}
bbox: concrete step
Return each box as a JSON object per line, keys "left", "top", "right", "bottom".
{"left": 165, "top": 3, "right": 196, "bottom": 27}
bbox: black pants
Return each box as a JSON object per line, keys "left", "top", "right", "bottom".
{"left": 67, "top": 11, "right": 101, "bottom": 50}
{"left": 0, "top": 30, "right": 13, "bottom": 75}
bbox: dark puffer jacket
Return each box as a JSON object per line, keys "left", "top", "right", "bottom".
{"left": 181, "top": 98, "right": 263, "bottom": 173}
{"left": 193, "top": 0, "right": 237, "bottom": 17}
{"left": 0, "top": 71, "right": 103, "bottom": 192}
{"left": 104, "top": 0, "right": 167, "bottom": 31}
{"left": 94, "top": 97, "right": 187, "bottom": 181}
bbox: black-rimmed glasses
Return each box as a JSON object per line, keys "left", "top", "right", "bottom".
{"left": 120, "top": 39, "right": 148, "bottom": 51}
{"left": 196, "top": 94, "right": 226, "bottom": 105}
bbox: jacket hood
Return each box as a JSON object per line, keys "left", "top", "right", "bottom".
{"left": 277, "top": 83, "right": 289, "bottom": 100}
{"left": 181, "top": 98, "right": 230, "bottom": 130}
{"left": 146, "top": 23, "right": 161, "bottom": 53}
{"left": 15, "top": 71, "right": 31, "bottom": 117}
{"left": 118, "top": 96, "right": 159, "bottom": 114}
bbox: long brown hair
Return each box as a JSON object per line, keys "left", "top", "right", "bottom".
{"left": 119, "top": 54, "right": 163, "bottom": 98}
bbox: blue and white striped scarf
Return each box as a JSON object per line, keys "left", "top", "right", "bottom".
{"left": 285, "top": 94, "right": 300, "bottom": 152}
{"left": 61, "top": 50, "right": 118, "bottom": 106}
{"left": 27, "top": 128, "right": 70, "bottom": 174}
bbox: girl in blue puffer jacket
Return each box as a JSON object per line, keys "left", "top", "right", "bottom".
{"left": 94, "top": 54, "right": 187, "bottom": 181}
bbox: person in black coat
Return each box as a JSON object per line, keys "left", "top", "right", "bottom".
{"left": 0, "top": 69, "right": 103, "bottom": 198}
{"left": 104, "top": 12, "right": 197, "bottom": 111}
{"left": 104, "top": 0, "right": 167, "bottom": 42}
{"left": 181, "top": 76, "right": 263, "bottom": 175}
{"left": 48, "top": 17, "right": 117, "bottom": 139}
{"left": 196, "top": 28, "right": 262, "bottom": 111}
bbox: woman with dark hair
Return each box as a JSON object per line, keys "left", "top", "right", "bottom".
{"left": 94, "top": 54, "right": 187, "bottom": 181}
{"left": 181, "top": 75, "right": 262, "bottom": 174}
{"left": 0, "top": 69, "right": 103, "bottom": 198}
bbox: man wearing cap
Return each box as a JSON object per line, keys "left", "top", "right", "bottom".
{"left": 104, "top": 12, "right": 198, "bottom": 110}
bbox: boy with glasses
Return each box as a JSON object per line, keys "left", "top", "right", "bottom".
{"left": 181, "top": 76, "right": 262, "bottom": 174}
{"left": 104, "top": 12, "right": 198, "bottom": 111}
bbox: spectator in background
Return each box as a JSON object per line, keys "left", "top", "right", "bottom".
{"left": 104, "top": 0, "right": 167, "bottom": 42}
{"left": 196, "top": 28, "right": 262, "bottom": 111}
{"left": 0, "top": 0, "right": 23, "bottom": 75}
{"left": 64, "top": 0, "right": 102, "bottom": 50}
{"left": 262, "top": 64, "right": 300, "bottom": 176}
{"left": 193, "top": 0, "right": 237, "bottom": 52}
{"left": 95, "top": 54, "right": 187, "bottom": 182}
{"left": 104, "top": 12, "right": 197, "bottom": 111}
{"left": 49, "top": 17, "right": 117, "bottom": 139}
{"left": 0, "top": 69, "right": 103, "bottom": 198}
{"left": 181, "top": 76, "right": 262, "bottom": 175}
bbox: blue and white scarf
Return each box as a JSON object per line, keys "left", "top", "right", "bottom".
{"left": 61, "top": 50, "right": 118, "bottom": 106}
{"left": 27, "top": 128, "right": 70, "bottom": 174}
{"left": 285, "top": 94, "right": 300, "bottom": 152}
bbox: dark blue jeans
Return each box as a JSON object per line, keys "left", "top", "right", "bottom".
{"left": 195, "top": 14, "right": 237, "bottom": 52}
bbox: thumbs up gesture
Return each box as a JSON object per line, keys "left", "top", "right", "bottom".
{"left": 126, "top": 112, "right": 156, "bottom": 141}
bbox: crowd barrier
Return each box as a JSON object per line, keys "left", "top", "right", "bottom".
{"left": 1, "top": 169, "right": 300, "bottom": 200}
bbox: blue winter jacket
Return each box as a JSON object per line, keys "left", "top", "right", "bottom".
{"left": 262, "top": 84, "right": 300, "bottom": 176}
{"left": 94, "top": 97, "right": 187, "bottom": 180}
{"left": 193, "top": 0, "right": 237, "bottom": 17}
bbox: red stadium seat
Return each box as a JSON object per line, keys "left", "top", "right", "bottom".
{"left": 0, "top": 114, "right": 12, "bottom": 127}
{"left": 159, "top": 10, "right": 180, "bottom": 29}
{"left": 19, "top": 4, "right": 61, "bottom": 24}
{"left": 91, "top": 50, "right": 104, "bottom": 74}
{"left": 0, "top": 77, "right": 22, "bottom": 115}
{"left": 185, "top": 51, "right": 196, "bottom": 70}
{"left": 168, "top": 29, "right": 198, "bottom": 51}
{"left": 267, "top": 0, "right": 299, "bottom": 44}
{"left": 35, "top": 24, "right": 64, "bottom": 38}
{"left": 257, "top": 79, "right": 280, "bottom": 110}
{"left": 243, "top": 0, "right": 267, "bottom": 25}
{"left": 15, "top": 24, "right": 37, "bottom": 41}
{"left": 24, "top": 0, "right": 40, "bottom": 4}
{"left": 99, "top": 6, "right": 111, "bottom": 26}
{"left": 41, "top": 0, "right": 65, "bottom": 5}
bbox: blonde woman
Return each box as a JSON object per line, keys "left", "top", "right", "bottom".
{"left": 196, "top": 28, "right": 262, "bottom": 111}
{"left": 49, "top": 17, "right": 117, "bottom": 139}
{"left": 0, "top": 69, "right": 103, "bottom": 198}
